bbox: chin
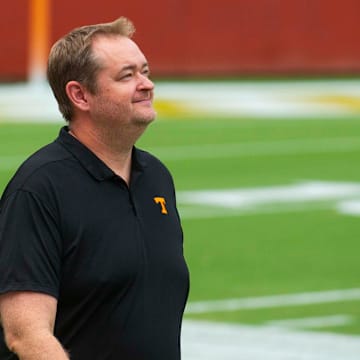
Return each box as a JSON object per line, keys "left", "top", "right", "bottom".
{"left": 134, "top": 110, "right": 157, "bottom": 125}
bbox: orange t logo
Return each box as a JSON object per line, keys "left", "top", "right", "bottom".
{"left": 153, "top": 197, "right": 168, "bottom": 214}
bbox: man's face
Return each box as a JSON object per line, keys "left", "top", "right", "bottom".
{"left": 87, "top": 35, "right": 156, "bottom": 129}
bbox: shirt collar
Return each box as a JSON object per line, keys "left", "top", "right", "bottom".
{"left": 56, "top": 126, "right": 146, "bottom": 181}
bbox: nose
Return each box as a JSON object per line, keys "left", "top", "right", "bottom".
{"left": 138, "top": 73, "right": 155, "bottom": 91}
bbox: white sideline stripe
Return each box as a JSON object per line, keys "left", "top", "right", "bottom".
{"left": 149, "top": 136, "right": 360, "bottom": 161}
{"left": 182, "top": 320, "right": 360, "bottom": 360}
{"left": 185, "top": 288, "right": 360, "bottom": 314}
{"left": 266, "top": 315, "right": 354, "bottom": 329}
{"left": 157, "top": 80, "right": 360, "bottom": 118}
{"left": 2, "top": 80, "right": 360, "bottom": 121}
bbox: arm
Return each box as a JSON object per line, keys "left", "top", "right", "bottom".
{"left": 0, "top": 291, "right": 69, "bottom": 360}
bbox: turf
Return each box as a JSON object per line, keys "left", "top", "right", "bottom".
{"left": 1, "top": 116, "right": 360, "bottom": 335}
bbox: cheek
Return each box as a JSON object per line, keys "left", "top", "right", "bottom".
{"left": 99, "top": 91, "right": 129, "bottom": 110}
{"left": 89, "top": 85, "right": 136, "bottom": 120}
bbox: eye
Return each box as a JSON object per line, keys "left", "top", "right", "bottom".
{"left": 142, "top": 68, "right": 151, "bottom": 78}
{"left": 122, "top": 72, "right": 133, "bottom": 80}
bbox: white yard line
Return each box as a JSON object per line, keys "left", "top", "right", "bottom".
{"left": 181, "top": 320, "right": 360, "bottom": 360}
{"left": 337, "top": 200, "right": 360, "bottom": 216}
{"left": 185, "top": 288, "right": 360, "bottom": 314}
{"left": 179, "top": 181, "right": 360, "bottom": 207}
{"left": 178, "top": 180, "right": 360, "bottom": 219}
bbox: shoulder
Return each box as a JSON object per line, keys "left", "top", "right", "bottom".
{"left": 1, "top": 141, "right": 73, "bottom": 203}
{"left": 136, "top": 148, "right": 171, "bottom": 173}
{"left": 135, "top": 148, "right": 174, "bottom": 182}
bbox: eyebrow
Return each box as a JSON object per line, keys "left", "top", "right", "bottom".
{"left": 120, "top": 63, "right": 149, "bottom": 72}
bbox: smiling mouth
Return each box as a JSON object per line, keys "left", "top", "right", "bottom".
{"left": 133, "top": 98, "right": 152, "bottom": 104}
{"left": 133, "top": 90, "right": 153, "bottom": 103}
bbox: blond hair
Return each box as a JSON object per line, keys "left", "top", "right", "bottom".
{"left": 47, "top": 17, "right": 135, "bottom": 121}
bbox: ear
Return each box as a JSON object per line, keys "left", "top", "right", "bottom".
{"left": 65, "top": 81, "right": 90, "bottom": 112}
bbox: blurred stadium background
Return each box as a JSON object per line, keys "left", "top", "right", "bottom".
{"left": 1, "top": 1, "right": 360, "bottom": 359}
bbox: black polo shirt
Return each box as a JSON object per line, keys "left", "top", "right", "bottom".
{"left": 0, "top": 127, "right": 189, "bottom": 360}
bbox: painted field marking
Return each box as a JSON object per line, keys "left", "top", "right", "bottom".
{"left": 179, "top": 181, "right": 360, "bottom": 208}
{"left": 178, "top": 180, "right": 360, "bottom": 218}
{"left": 182, "top": 319, "right": 360, "bottom": 360}
{"left": 2, "top": 80, "right": 360, "bottom": 121}
{"left": 337, "top": 200, "right": 360, "bottom": 216}
{"left": 156, "top": 80, "right": 360, "bottom": 118}
{"left": 185, "top": 288, "right": 360, "bottom": 314}
{"left": 266, "top": 314, "right": 354, "bottom": 329}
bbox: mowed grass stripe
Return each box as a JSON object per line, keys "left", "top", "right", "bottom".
{"left": 2, "top": 135, "right": 360, "bottom": 171}
{"left": 0, "top": 155, "right": 30, "bottom": 171}
{"left": 265, "top": 315, "right": 355, "bottom": 329}
{"left": 148, "top": 136, "right": 360, "bottom": 160}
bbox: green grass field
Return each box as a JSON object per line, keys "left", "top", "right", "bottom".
{"left": 1, "top": 115, "right": 360, "bottom": 336}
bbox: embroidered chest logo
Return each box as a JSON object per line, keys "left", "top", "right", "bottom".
{"left": 153, "top": 197, "right": 168, "bottom": 215}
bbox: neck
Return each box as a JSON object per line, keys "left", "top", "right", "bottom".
{"left": 68, "top": 123, "right": 145, "bottom": 184}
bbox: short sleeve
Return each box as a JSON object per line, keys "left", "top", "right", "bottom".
{"left": 0, "top": 190, "right": 62, "bottom": 298}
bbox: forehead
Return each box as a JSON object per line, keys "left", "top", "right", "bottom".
{"left": 91, "top": 35, "right": 147, "bottom": 66}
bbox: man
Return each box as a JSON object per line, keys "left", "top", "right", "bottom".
{"left": 0, "top": 17, "right": 189, "bottom": 360}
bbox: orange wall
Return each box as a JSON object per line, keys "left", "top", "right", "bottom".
{"left": 1, "top": 0, "right": 360, "bottom": 80}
